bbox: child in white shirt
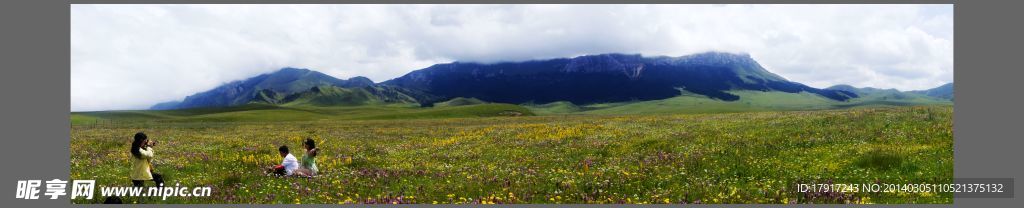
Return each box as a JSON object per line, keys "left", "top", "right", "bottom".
{"left": 268, "top": 145, "right": 299, "bottom": 176}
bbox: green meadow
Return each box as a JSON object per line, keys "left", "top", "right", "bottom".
{"left": 70, "top": 94, "right": 953, "bottom": 204}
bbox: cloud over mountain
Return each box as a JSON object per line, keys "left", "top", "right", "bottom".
{"left": 71, "top": 4, "right": 952, "bottom": 111}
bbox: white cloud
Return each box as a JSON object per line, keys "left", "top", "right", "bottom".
{"left": 71, "top": 4, "right": 953, "bottom": 111}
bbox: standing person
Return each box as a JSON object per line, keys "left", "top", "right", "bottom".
{"left": 130, "top": 132, "right": 163, "bottom": 187}
{"left": 294, "top": 138, "right": 319, "bottom": 177}
{"left": 268, "top": 145, "right": 299, "bottom": 176}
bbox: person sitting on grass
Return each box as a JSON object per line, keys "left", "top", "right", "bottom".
{"left": 267, "top": 145, "right": 299, "bottom": 176}
{"left": 293, "top": 138, "right": 319, "bottom": 177}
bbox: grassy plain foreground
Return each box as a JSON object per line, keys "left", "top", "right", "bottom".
{"left": 70, "top": 106, "right": 952, "bottom": 204}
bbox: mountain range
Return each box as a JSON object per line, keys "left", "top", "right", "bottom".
{"left": 909, "top": 82, "right": 954, "bottom": 101}
{"left": 148, "top": 52, "right": 952, "bottom": 111}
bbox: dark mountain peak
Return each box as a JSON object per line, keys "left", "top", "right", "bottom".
{"left": 261, "top": 67, "right": 319, "bottom": 80}
{"left": 348, "top": 76, "right": 372, "bottom": 82}
{"left": 672, "top": 52, "right": 788, "bottom": 84}
{"left": 561, "top": 52, "right": 768, "bottom": 81}
{"left": 824, "top": 84, "right": 865, "bottom": 98}
{"left": 152, "top": 66, "right": 423, "bottom": 110}
{"left": 152, "top": 67, "right": 366, "bottom": 110}
{"left": 663, "top": 51, "right": 754, "bottom": 65}
{"left": 826, "top": 84, "right": 858, "bottom": 92}
{"left": 827, "top": 84, "right": 856, "bottom": 89}
{"left": 276, "top": 67, "right": 311, "bottom": 73}
{"left": 572, "top": 53, "right": 644, "bottom": 61}
{"left": 384, "top": 52, "right": 855, "bottom": 104}
{"left": 691, "top": 51, "right": 751, "bottom": 59}
{"left": 565, "top": 52, "right": 754, "bottom": 67}
{"left": 344, "top": 76, "right": 375, "bottom": 87}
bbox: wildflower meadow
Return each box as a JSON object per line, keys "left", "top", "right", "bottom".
{"left": 70, "top": 106, "right": 952, "bottom": 204}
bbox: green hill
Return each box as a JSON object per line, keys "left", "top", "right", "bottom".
{"left": 522, "top": 101, "right": 582, "bottom": 114}
{"left": 909, "top": 82, "right": 954, "bottom": 101}
{"left": 278, "top": 86, "right": 381, "bottom": 107}
{"left": 579, "top": 91, "right": 837, "bottom": 115}
{"left": 433, "top": 97, "right": 486, "bottom": 107}
{"left": 531, "top": 90, "right": 951, "bottom": 115}
{"left": 154, "top": 68, "right": 376, "bottom": 110}
{"left": 251, "top": 85, "right": 419, "bottom": 107}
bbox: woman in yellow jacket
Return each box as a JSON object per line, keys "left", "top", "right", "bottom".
{"left": 130, "top": 132, "right": 163, "bottom": 187}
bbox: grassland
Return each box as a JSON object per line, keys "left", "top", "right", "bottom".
{"left": 71, "top": 103, "right": 533, "bottom": 124}
{"left": 70, "top": 106, "right": 953, "bottom": 204}
{"left": 526, "top": 90, "right": 952, "bottom": 115}
{"left": 73, "top": 90, "right": 951, "bottom": 123}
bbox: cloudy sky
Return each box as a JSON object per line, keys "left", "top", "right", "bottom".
{"left": 71, "top": 4, "right": 953, "bottom": 111}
